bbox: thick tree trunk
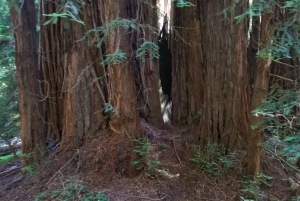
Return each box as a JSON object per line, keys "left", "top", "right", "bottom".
{"left": 9, "top": 0, "right": 45, "bottom": 166}
{"left": 39, "top": 0, "right": 162, "bottom": 176}
{"left": 248, "top": 8, "right": 275, "bottom": 175}
{"left": 133, "top": 0, "right": 164, "bottom": 128}
{"left": 171, "top": 1, "right": 249, "bottom": 150}
{"left": 198, "top": 1, "right": 249, "bottom": 150}
{"left": 170, "top": 1, "right": 204, "bottom": 124}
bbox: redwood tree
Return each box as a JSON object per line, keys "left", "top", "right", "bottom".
{"left": 8, "top": 0, "right": 45, "bottom": 165}
{"left": 40, "top": 0, "right": 164, "bottom": 176}
{"left": 10, "top": 0, "right": 284, "bottom": 177}
{"left": 171, "top": 0, "right": 250, "bottom": 150}
{"left": 11, "top": 0, "right": 163, "bottom": 176}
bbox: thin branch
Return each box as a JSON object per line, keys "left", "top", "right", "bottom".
{"left": 272, "top": 59, "right": 295, "bottom": 68}
{"left": 269, "top": 73, "right": 294, "bottom": 83}
{"left": 264, "top": 147, "right": 300, "bottom": 173}
{"left": 46, "top": 150, "right": 79, "bottom": 185}
{"left": 125, "top": 194, "right": 168, "bottom": 201}
{"left": 255, "top": 112, "right": 292, "bottom": 128}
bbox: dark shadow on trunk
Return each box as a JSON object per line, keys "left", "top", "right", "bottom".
{"left": 158, "top": 16, "right": 172, "bottom": 123}
{"left": 159, "top": 16, "right": 172, "bottom": 100}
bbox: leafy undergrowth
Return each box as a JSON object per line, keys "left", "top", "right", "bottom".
{"left": 0, "top": 150, "right": 21, "bottom": 164}
{"left": 0, "top": 122, "right": 297, "bottom": 201}
{"left": 0, "top": 153, "right": 16, "bottom": 164}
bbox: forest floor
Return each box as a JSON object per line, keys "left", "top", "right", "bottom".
{"left": 0, "top": 120, "right": 298, "bottom": 201}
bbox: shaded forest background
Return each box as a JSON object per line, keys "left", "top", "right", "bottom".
{"left": 1, "top": 0, "right": 300, "bottom": 200}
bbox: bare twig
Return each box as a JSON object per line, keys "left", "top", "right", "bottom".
{"left": 269, "top": 73, "right": 294, "bottom": 83}
{"left": 0, "top": 166, "right": 21, "bottom": 179}
{"left": 172, "top": 138, "right": 182, "bottom": 165}
{"left": 124, "top": 194, "right": 168, "bottom": 201}
{"left": 264, "top": 147, "right": 300, "bottom": 173}
{"left": 272, "top": 59, "right": 295, "bottom": 68}
{"left": 46, "top": 150, "right": 79, "bottom": 185}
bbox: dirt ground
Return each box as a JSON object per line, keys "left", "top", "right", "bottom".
{"left": 0, "top": 122, "right": 297, "bottom": 201}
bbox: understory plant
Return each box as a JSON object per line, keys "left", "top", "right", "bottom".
{"left": 34, "top": 179, "right": 108, "bottom": 201}
{"left": 239, "top": 173, "right": 273, "bottom": 201}
{"left": 190, "top": 143, "right": 238, "bottom": 177}
{"left": 132, "top": 138, "right": 160, "bottom": 173}
{"left": 252, "top": 85, "right": 300, "bottom": 165}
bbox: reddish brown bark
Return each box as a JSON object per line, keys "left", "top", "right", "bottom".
{"left": 171, "top": 1, "right": 249, "bottom": 150}
{"left": 170, "top": 1, "right": 204, "bottom": 124}
{"left": 9, "top": 0, "right": 45, "bottom": 165}
{"left": 38, "top": 0, "right": 162, "bottom": 176}
{"left": 198, "top": 1, "right": 250, "bottom": 150}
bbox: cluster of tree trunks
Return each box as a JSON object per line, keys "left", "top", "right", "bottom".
{"left": 40, "top": 0, "right": 164, "bottom": 177}
{"left": 8, "top": 0, "right": 292, "bottom": 176}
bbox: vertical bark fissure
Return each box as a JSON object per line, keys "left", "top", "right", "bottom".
{"left": 9, "top": 0, "right": 45, "bottom": 165}
{"left": 171, "top": 0, "right": 204, "bottom": 124}
{"left": 196, "top": 0, "right": 249, "bottom": 150}
{"left": 38, "top": 0, "right": 162, "bottom": 176}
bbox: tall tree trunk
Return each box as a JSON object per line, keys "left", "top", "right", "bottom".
{"left": 170, "top": 1, "right": 204, "bottom": 124}
{"left": 9, "top": 0, "right": 45, "bottom": 166}
{"left": 198, "top": 1, "right": 249, "bottom": 150}
{"left": 171, "top": 1, "right": 249, "bottom": 150}
{"left": 39, "top": 0, "right": 162, "bottom": 176}
{"left": 248, "top": 8, "right": 275, "bottom": 175}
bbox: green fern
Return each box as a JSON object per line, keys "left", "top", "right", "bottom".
{"left": 43, "top": 0, "right": 85, "bottom": 26}
{"left": 81, "top": 18, "right": 136, "bottom": 47}
{"left": 100, "top": 49, "right": 126, "bottom": 66}
{"left": 172, "top": 0, "right": 195, "bottom": 7}
{"left": 136, "top": 41, "right": 159, "bottom": 62}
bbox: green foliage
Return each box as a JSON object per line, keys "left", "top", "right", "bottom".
{"left": 291, "top": 196, "right": 300, "bottom": 201}
{"left": 43, "top": 0, "right": 85, "bottom": 27}
{"left": 0, "top": 0, "right": 19, "bottom": 147}
{"left": 100, "top": 49, "right": 126, "bottom": 66}
{"left": 21, "top": 163, "right": 37, "bottom": 175}
{"left": 235, "top": 0, "right": 273, "bottom": 23}
{"left": 103, "top": 102, "right": 119, "bottom": 118}
{"left": 81, "top": 18, "right": 160, "bottom": 64}
{"left": 136, "top": 41, "right": 160, "bottom": 62}
{"left": 252, "top": 85, "right": 299, "bottom": 132}
{"left": 283, "top": 133, "right": 300, "bottom": 163}
{"left": 0, "top": 151, "right": 20, "bottom": 164}
{"left": 34, "top": 179, "right": 108, "bottom": 201}
{"left": 0, "top": 0, "right": 14, "bottom": 67}
{"left": 239, "top": 173, "right": 273, "bottom": 201}
{"left": 235, "top": 0, "right": 300, "bottom": 61}
{"left": 241, "top": 0, "right": 300, "bottom": 167}
{"left": 0, "top": 67, "right": 19, "bottom": 145}
{"left": 190, "top": 143, "right": 237, "bottom": 177}
{"left": 20, "top": 152, "right": 39, "bottom": 175}
{"left": 0, "top": 0, "right": 14, "bottom": 68}
{"left": 132, "top": 138, "right": 160, "bottom": 172}
{"left": 81, "top": 18, "right": 136, "bottom": 47}
{"left": 252, "top": 85, "right": 300, "bottom": 164}
{"left": 34, "top": 192, "right": 47, "bottom": 201}
{"left": 171, "top": 0, "right": 195, "bottom": 7}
